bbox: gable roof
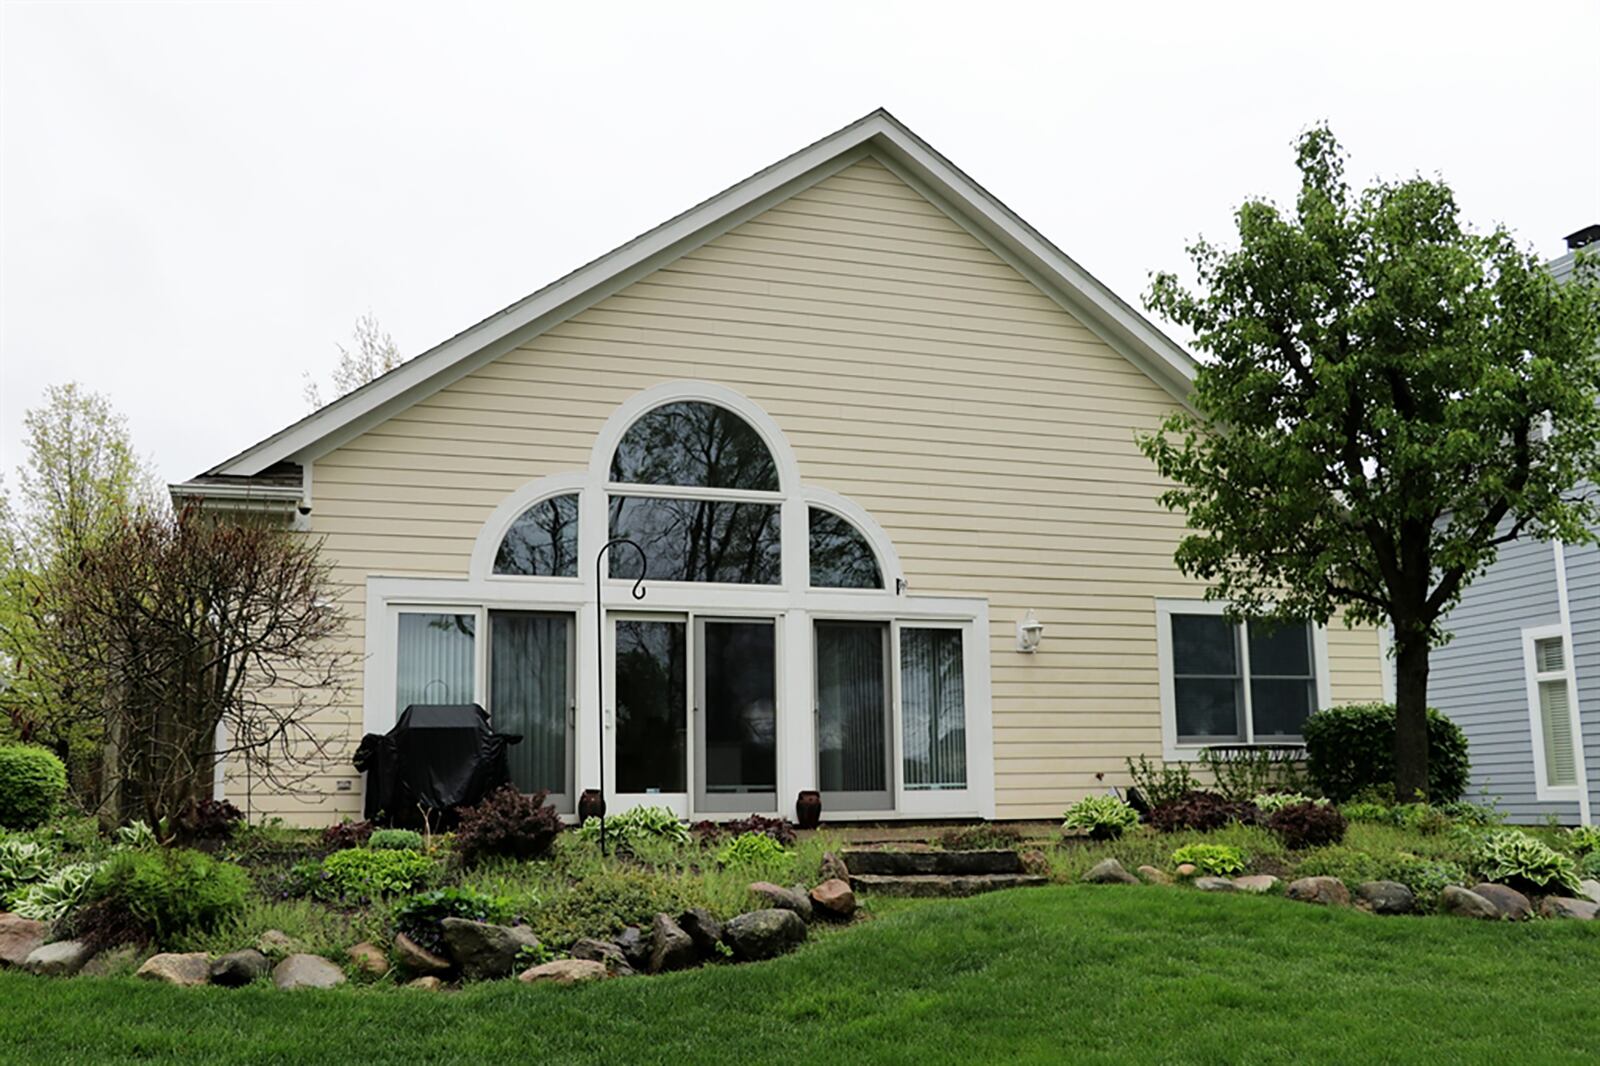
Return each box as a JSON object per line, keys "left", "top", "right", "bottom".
{"left": 194, "top": 108, "right": 1196, "bottom": 481}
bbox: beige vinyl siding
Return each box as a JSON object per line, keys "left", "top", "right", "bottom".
{"left": 231, "top": 155, "right": 1385, "bottom": 824}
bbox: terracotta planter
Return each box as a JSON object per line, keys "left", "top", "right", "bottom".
{"left": 795, "top": 790, "right": 822, "bottom": 829}
{"left": 578, "top": 789, "right": 606, "bottom": 823}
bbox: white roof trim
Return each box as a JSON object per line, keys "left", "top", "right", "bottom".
{"left": 202, "top": 108, "right": 1196, "bottom": 479}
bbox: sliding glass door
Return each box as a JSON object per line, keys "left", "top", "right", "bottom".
{"left": 488, "top": 611, "right": 574, "bottom": 812}
{"left": 900, "top": 626, "right": 967, "bottom": 791}
{"left": 814, "top": 621, "right": 892, "bottom": 810}
{"left": 696, "top": 618, "right": 777, "bottom": 812}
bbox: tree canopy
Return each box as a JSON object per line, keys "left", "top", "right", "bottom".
{"left": 1140, "top": 125, "right": 1600, "bottom": 799}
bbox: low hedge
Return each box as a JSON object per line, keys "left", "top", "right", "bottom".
{"left": 0, "top": 745, "right": 68, "bottom": 830}
{"left": 1303, "top": 703, "right": 1469, "bottom": 803}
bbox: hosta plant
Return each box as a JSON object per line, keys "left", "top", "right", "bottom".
{"left": 1564, "top": 825, "right": 1600, "bottom": 858}
{"left": 716, "top": 831, "right": 791, "bottom": 869}
{"left": 0, "top": 838, "right": 54, "bottom": 898}
{"left": 113, "top": 821, "right": 159, "bottom": 850}
{"left": 577, "top": 805, "right": 691, "bottom": 848}
{"left": 1252, "top": 792, "right": 1325, "bottom": 814}
{"left": 1062, "top": 795, "right": 1141, "bottom": 841}
{"left": 1474, "top": 831, "right": 1580, "bottom": 895}
{"left": 11, "top": 862, "right": 98, "bottom": 922}
{"left": 1170, "top": 843, "right": 1246, "bottom": 877}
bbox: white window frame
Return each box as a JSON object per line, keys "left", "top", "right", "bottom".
{"left": 1155, "top": 598, "right": 1332, "bottom": 762}
{"left": 1521, "top": 624, "right": 1582, "bottom": 801}
{"left": 363, "top": 380, "right": 993, "bottom": 821}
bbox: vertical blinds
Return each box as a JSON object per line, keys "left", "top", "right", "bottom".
{"left": 815, "top": 622, "right": 888, "bottom": 794}
{"left": 396, "top": 613, "right": 475, "bottom": 714}
{"left": 901, "top": 627, "right": 967, "bottom": 790}
{"left": 490, "top": 612, "right": 569, "bottom": 797}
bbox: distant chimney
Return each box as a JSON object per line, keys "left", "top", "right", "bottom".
{"left": 1566, "top": 224, "right": 1600, "bottom": 252}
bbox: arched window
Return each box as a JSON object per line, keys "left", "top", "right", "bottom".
{"left": 494, "top": 494, "right": 579, "bottom": 576}
{"left": 608, "top": 401, "right": 782, "bottom": 584}
{"left": 808, "top": 507, "right": 882, "bottom": 588}
{"left": 610, "top": 401, "right": 779, "bottom": 490}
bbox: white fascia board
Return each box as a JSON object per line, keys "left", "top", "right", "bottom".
{"left": 210, "top": 110, "right": 1197, "bottom": 477}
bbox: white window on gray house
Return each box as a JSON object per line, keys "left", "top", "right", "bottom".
{"left": 1162, "top": 605, "right": 1320, "bottom": 746}
{"left": 1526, "top": 632, "right": 1579, "bottom": 790}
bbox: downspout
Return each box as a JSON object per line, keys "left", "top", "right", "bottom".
{"left": 1553, "top": 540, "right": 1592, "bottom": 827}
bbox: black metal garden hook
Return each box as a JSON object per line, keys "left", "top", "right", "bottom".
{"left": 594, "top": 537, "right": 647, "bottom": 856}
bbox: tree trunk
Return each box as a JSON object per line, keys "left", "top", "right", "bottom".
{"left": 1393, "top": 632, "right": 1431, "bottom": 802}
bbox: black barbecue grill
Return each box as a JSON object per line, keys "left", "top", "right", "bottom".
{"left": 353, "top": 704, "right": 522, "bottom": 827}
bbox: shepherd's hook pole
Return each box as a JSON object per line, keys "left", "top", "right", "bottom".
{"left": 595, "top": 537, "right": 647, "bottom": 857}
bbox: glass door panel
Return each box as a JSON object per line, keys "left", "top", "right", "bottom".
{"left": 901, "top": 627, "right": 967, "bottom": 790}
{"left": 489, "top": 611, "right": 574, "bottom": 812}
{"left": 614, "top": 619, "right": 688, "bottom": 796}
{"left": 695, "top": 619, "right": 777, "bottom": 812}
{"left": 815, "top": 621, "right": 892, "bottom": 810}
{"left": 395, "top": 612, "right": 476, "bottom": 715}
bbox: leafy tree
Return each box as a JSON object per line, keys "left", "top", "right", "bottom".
{"left": 1140, "top": 126, "right": 1600, "bottom": 800}
{"left": 1, "top": 384, "right": 160, "bottom": 758}
{"left": 302, "top": 311, "right": 404, "bottom": 408}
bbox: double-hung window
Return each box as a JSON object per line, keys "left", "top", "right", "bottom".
{"left": 1157, "top": 600, "right": 1328, "bottom": 754}
{"left": 1522, "top": 627, "right": 1580, "bottom": 797}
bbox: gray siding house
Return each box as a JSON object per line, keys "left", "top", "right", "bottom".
{"left": 1428, "top": 229, "right": 1599, "bottom": 826}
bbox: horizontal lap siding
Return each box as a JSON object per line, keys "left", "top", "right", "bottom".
{"left": 240, "top": 156, "right": 1384, "bottom": 824}
{"left": 1431, "top": 534, "right": 1568, "bottom": 822}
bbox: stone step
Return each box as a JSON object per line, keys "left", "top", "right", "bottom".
{"left": 840, "top": 849, "right": 1024, "bottom": 876}
{"left": 850, "top": 873, "right": 1049, "bottom": 898}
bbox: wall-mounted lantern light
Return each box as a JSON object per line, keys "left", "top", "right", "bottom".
{"left": 1016, "top": 609, "right": 1044, "bottom": 653}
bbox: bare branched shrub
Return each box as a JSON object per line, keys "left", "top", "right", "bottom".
{"left": 27, "top": 505, "right": 356, "bottom": 829}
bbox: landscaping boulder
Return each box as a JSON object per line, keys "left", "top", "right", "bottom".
{"left": 440, "top": 918, "right": 541, "bottom": 981}
{"left": 722, "top": 908, "right": 807, "bottom": 962}
{"left": 810, "top": 878, "right": 856, "bottom": 920}
{"left": 406, "top": 976, "right": 444, "bottom": 990}
{"left": 210, "top": 949, "right": 271, "bottom": 987}
{"left": 519, "top": 958, "right": 608, "bottom": 985}
{"left": 1579, "top": 879, "right": 1600, "bottom": 905}
{"left": 1232, "top": 875, "right": 1280, "bottom": 894}
{"left": 1471, "top": 883, "right": 1533, "bottom": 921}
{"left": 1175, "top": 863, "right": 1197, "bottom": 877}
{"left": 395, "top": 933, "right": 452, "bottom": 976}
{"left": 1082, "top": 858, "right": 1139, "bottom": 885}
{"left": 1284, "top": 876, "right": 1350, "bottom": 906}
{"left": 819, "top": 851, "right": 850, "bottom": 883}
{"left": 749, "top": 881, "right": 813, "bottom": 921}
{"left": 1136, "top": 865, "right": 1173, "bottom": 885}
{"left": 678, "top": 908, "right": 724, "bottom": 959}
{"left": 1193, "top": 876, "right": 1237, "bottom": 892}
{"left": 0, "top": 913, "right": 48, "bottom": 968}
{"left": 1537, "top": 896, "right": 1598, "bottom": 921}
{"left": 137, "top": 952, "right": 212, "bottom": 987}
{"left": 649, "top": 913, "right": 697, "bottom": 973}
{"left": 570, "top": 937, "right": 633, "bottom": 975}
{"left": 273, "top": 953, "right": 346, "bottom": 990}
{"left": 615, "top": 926, "right": 651, "bottom": 972}
{"left": 347, "top": 942, "right": 388, "bottom": 977}
{"left": 23, "top": 940, "right": 92, "bottom": 977}
{"left": 1439, "top": 885, "right": 1500, "bottom": 920}
{"left": 1355, "top": 881, "right": 1415, "bottom": 916}
{"left": 255, "top": 929, "right": 297, "bottom": 958}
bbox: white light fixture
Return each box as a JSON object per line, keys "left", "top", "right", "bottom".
{"left": 1016, "top": 609, "right": 1044, "bottom": 653}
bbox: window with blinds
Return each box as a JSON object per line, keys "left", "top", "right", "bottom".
{"left": 1529, "top": 635, "right": 1577, "bottom": 789}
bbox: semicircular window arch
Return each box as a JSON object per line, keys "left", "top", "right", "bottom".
{"left": 609, "top": 400, "right": 780, "bottom": 491}
{"left": 808, "top": 507, "right": 883, "bottom": 589}
{"left": 494, "top": 493, "right": 579, "bottom": 577}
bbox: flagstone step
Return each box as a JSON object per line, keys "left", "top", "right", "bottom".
{"left": 840, "top": 849, "right": 1025, "bottom": 876}
{"left": 849, "top": 873, "right": 1049, "bottom": 897}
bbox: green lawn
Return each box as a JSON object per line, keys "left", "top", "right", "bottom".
{"left": 3, "top": 886, "right": 1595, "bottom": 1065}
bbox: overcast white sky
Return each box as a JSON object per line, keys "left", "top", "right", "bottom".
{"left": 2, "top": 1, "right": 1596, "bottom": 485}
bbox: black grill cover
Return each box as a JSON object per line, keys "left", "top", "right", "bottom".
{"left": 353, "top": 704, "right": 521, "bottom": 827}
